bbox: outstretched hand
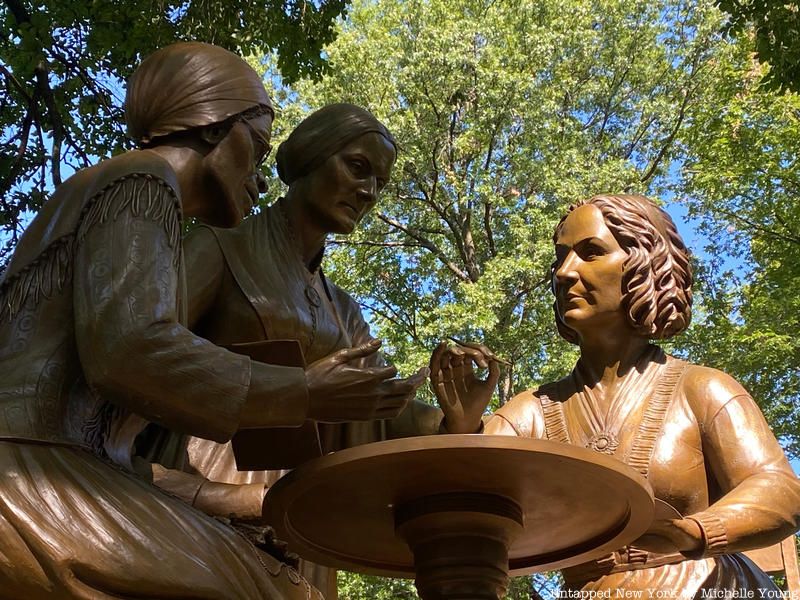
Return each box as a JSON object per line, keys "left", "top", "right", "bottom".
{"left": 305, "top": 339, "right": 428, "bottom": 423}
{"left": 430, "top": 341, "right": 501, "bottom": 434}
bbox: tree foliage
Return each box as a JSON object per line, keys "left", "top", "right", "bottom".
{"left": 274, "top": 0, "right": 725, "bottom": 405}
{"left": 0, "top": 0, "right": 347, "bottom": 266}
{"left": 717, "top": 0, "right": 800, "bottom": 93}
{"left": 674, "top": 37, "right": 800, "bottom": 454}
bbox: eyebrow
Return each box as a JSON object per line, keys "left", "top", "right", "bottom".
{"left": 347, "top": 151, "right": 393, "bottom": 177}
{"left": 556, "top": 236, "right": 609, "bottom": 247}
{"left": 578, "top": 236, "right": 610, "bottom": 246}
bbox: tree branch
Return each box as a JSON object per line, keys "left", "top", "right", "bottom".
{"left": 484, "top": 201, "right": 496, "bottom": 257}
{"left": 640, "top": 40, "right": 707, "bottom": 183}
{"left": 357, "top": 298, "right": 419, "bottom": 343}
{"left": 718, "top": 206, "right": 800, "bottom": 246}
{"left": 377, "top": 213, "right": 471, "bottom": 282}
{"left": 328, "top": 239, "right": 425, "bottom": 249}
{"left": 640, "top": 85, "right": 690, "bottom": 183}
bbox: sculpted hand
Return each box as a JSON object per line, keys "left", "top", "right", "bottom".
{"left": 305, "top": 339, "right": 428, "bottom": 422}
{"left": 631, "top": 518, "right": 704, "bottom": 555}
{"left": 430, "top": 341, "right": 501, "bottom": 434}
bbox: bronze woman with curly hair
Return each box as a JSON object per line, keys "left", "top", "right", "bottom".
{"left": 432, "top": 194, "right": 800, "bottom": 595}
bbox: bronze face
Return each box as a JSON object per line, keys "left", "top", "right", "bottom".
{"left": 202, "top": 113, "right": 273, "bottom": 227}
{"left": 553, "top": 204, "right": 628, "bottom": 337}
{"left": 297, "top": 132, "right": 395, "bottom": 235}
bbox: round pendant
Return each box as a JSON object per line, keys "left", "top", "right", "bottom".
{"left": 586, "top": 432, "right": 619, "bottom": 455}
{"left": 305, "top": 285, "right": 321, "bottom": 308}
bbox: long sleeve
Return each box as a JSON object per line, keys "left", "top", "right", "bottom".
{"left": 73, "top": 178, "right": 307, "bottom": 443}
{"left": 683, "top": 367, "right": 800, "bottom": 556}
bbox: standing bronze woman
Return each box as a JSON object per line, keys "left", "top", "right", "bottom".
{"left": 433, "top": 194, "right": 800, "bottom": 595}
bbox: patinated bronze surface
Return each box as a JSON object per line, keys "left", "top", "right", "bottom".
{"left": 263, "top": 435, "right": 655, "bottom": 599}
{"left": 161, "top": 104, "right": 475, "bottom": 594}
{"left": 433, "top": 194, "right": 800, "bottom": 596}
{"left": 181, "top": 105, "right": 443, "bottom": 484}
{"left": 0, "top": 42, "right": 324, "bottom": 599}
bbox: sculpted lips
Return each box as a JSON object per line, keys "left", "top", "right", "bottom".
{"left": 558, "top": 290, "right": 588, "bottom": 312}
{"left": 566, "top": 292, "right": 585, "bottom": 303}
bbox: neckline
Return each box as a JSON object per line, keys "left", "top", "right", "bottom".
{"left": 276, "top": 197, "right": 325, "bottom": 275}
{"left": 571, "top": 344, "right": 664, "bottom": 454}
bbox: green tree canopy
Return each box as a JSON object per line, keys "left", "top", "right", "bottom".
{"left": 0, "top": 0, "right": 347, "bottom": 264}
{"left": 717, "top": 0, "right": 800, "bottom": 93}
{"left": 273, "top": 0, "right": 727, "bottom": 405}
{"left": 675, "top": 40, "right": 800, "bottom": 454}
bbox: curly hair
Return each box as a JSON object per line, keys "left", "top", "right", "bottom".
{"left": 552, "top": 194, "right": 693, "bottom": 343}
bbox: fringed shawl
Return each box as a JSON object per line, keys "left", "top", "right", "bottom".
{"left": 0, "top": 150, "right": 181, "bottom": 323}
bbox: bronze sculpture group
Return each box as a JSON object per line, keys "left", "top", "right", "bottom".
{"left": 0, "top": 41, "right": 797, "bottom": 599}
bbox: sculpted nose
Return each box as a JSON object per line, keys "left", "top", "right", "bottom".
{"left": 554, "top": 251, "right": 579, "bottom": 286}
{"left": 356, "top": 176, "right": 378, "bottom": 206}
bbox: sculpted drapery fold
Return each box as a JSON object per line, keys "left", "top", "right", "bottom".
{"left": 0, "top": 157, "right": 316, "bottom": 598}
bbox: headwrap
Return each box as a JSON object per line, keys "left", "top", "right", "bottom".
{"left": 125, "top": 42, "right": 273, "bottom": 146}
{"left": 276, "top": 103, "right": 396, "bottom": 185}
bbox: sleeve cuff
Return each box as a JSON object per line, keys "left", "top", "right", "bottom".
{"left": 194, "top": 481, "right": 268, "bottom": 521}
{"left": 685, "top": 511, "right": 728, "bottom": 557}
{"left": 241, "top": 360, "right": 309, "bottom": 428}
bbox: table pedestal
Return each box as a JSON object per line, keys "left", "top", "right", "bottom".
{"left": 263, "top": 436, "right": 655, "bottom": 596}
{"left": 396, "top": 492, "right": 523, "bottom": 599}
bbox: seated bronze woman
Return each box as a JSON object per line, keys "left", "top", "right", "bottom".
{"left": 0, "top": 41, "right": 353, "bottom": 599}
{"left": 432, "top": 193, "right": 800, "bottom": 595}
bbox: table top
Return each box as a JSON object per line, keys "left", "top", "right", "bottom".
{"left": 263, "top": 435, "right": 654, "bottom": 577}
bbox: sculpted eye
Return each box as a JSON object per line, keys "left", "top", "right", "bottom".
{"left": 349, "top": 158, "right": 367, "bottom": 174}
{"left": 580, "top": 242, "right": 605, "bottom": 259}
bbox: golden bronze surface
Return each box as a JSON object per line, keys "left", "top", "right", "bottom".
{"left": 434, "top": 194, "right": 800, "bottom": 596}
{"left": 264, "top": 435, "right": 654, "bottom": 598}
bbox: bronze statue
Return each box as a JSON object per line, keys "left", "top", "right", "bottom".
{"left": 0, "top": 41, "right": 354, "bottom": 599}
{"left": 432, "top": 194, "right": 800, "bottom": 595}
{"left": 167, "top": 103, "right": 498, "bottom": 595}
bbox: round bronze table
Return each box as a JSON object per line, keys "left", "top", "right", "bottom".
{"left": 264, "top": 435, "right": 654, "bottom": 600}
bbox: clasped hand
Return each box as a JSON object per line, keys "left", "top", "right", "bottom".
{"left": 430, "top": 341, "right": 501, "bottom": 434}
{"left": 305, "top": 339, "right": 427, "bottom": 422}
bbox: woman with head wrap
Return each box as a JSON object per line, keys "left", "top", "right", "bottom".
{"left": 177, "top": 104, "right": 491, "bottom": 596}
{"left": 431, "top": 194, "right": 800, "bottom": 596}
{"left": 0, "top": 43, "right": 399, "bottom": 599}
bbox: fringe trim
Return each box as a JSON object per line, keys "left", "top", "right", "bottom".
{"left": 82, "top": 396, "right": 125, "bottom": 457}
{"left": 0, "top": 173, "right": 182, "bottom": 323}
{"left": 626, "top": 359, "right": 688, "bottom": 478}
{"left": 540, "top": 384, "right": 571, "bottom": 444}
